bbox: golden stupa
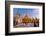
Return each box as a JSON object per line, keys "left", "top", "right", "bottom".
{"left": 22, "top": 12, "right": 31, "bottom": 23}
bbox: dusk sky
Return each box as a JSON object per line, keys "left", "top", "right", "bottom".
{"left": 13, "top": 8, "right": 39, "bottom": 18}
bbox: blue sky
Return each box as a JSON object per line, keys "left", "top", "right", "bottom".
{"left": 13, "top": 8, "right": 39, "bottom": 17}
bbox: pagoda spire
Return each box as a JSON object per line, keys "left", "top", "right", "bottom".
{"left": 25, "top": 9, "right": 28, "bottom": 17}
{"left": 16, "top": 9, "right": 20, "bottom": 15}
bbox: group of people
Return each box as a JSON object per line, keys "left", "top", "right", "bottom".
{"left": 13, "top": 17, "right": 39, "bottom": 27}
{"left": 32, "top": 18, "right": 39, "bottom": 27}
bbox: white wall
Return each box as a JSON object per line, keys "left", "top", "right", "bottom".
{"left": 0, "top": 0, "right": 5, "bottom": 36}
{"left": 0, "top": 0, "right": 46, "bottom": 36}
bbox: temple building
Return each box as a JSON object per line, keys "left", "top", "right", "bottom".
{"left": 22, "top": 12, "right": 32, "bottom": 23}
{"left": 15, "top": 12, "right": 39, "bottom": 26}
{"left": 15, "top": 12, "right": 32, "bottom": 24}
{"left": 15, "top": 12, "right": 22, "bottom": 24}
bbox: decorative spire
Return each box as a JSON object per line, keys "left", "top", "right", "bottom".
{"left": 15, "top": 8, "right": 20, "bottom": 18}
{"left": 25, "top": 9, "right": 28, "bottom": 17}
